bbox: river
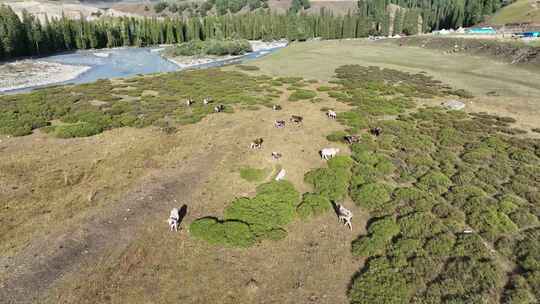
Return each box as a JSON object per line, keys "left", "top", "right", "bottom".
{"left": 0, "top": 41, "right": 287, "bottom": 94}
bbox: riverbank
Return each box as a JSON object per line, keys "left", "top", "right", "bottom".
{"left": 0, "top": 60, "right": 91, "bottom": 93}
{"left": 164, "top": 40, "right": 288, "bottom": 69}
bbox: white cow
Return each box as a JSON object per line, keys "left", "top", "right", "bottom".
{"left": 327, "top": 110, "right": 337, "bottom": 119}
{"left": 337, "top": 204, "right": 353, "bottom": 230}
{"left": 168, "top": 208, "right": 180, "bottom": 232}
{"left": 320, "top": 148, "right": 340, "bottom": 160}
{"left": 275, "top": 169, "right": 286, "bottom": 181}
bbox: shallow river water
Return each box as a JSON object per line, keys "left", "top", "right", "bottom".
{"left": 7, "top": 43, "right": 285, "bottom": 93}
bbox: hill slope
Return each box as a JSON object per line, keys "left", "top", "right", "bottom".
{"left": 489, "top": 0, "right": 540, "bottom": 24}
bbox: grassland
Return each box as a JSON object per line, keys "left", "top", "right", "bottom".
{"left": 1, "top": 40, "right": 540, "bottom": 304}
{"left": 489, "top": 0, "right": 540, "bottom": 25}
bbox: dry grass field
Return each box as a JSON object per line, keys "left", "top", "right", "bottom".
{"left": 2, "top": 40, "right": 540, "bottom": 303}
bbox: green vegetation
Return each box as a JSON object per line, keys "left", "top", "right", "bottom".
{"left": 163, "top": 39, "right": 252, "bottom": 57}
{"left": 190, "top": 180, "right": 300, "bottom": 246}
{"left": 296, "top": 193, "right": 332, "bottom": 219}
{"left": 0, "top": 69, "right": 280, "bottom": 137}
{"left": 288, "top": 89, "right": 317, "bottom": 101}
{"left": 311, "top": 65, "right": 540, "bottom": 303}
{"left": 304, "top": 156, "right": 354, "bottom": 202}
{"left": 0, "top": 0, "right": 507, "bottom": 61}
{"left": 239, "top": 167, "right": 269, "bottom": 182}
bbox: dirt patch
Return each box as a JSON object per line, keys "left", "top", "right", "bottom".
{"left": 1, "top": 90, "right": 362, "bottom": 303}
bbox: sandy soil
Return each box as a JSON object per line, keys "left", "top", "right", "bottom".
{"left": 0, "top": 60, "right": 91, "bottom": 93}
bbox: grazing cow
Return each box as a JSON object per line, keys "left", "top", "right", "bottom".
{"left": 168, "top": 208, "right": 180, "bottom": 232}
{"left": 327, "top": 110, "right": 337, "bottom": 119}
{"left": 290, "top": 115, "right": 303, "bottom": 124}
{"left": 344, "top": 135, "right": 359, "bottom": 145}
{"left": 271, "top": 152, "right": 282, "bottom": 160}
{"left": 203, "top": 97, "right": 213, "bottom": 105}
{"left": 320, "top": 148, "right": 340, "bottom": 160}
{"left": 370, "top": 127, "right": 382, "bottom": 137}
{"left": 214, "top": 104, "right": 225, "bottom": 113}
{"left": 250, "top": 138, "right": 264, "bottom": 149}
{"left": 186, "top": 98, "right": 194, "bottom": 106}
{"left": 274, "top": 120, "right": 286, "bottom": 128}
{"left": 275, "top": 168, "right": 286, "bottom": 181}
{"left": 273, "top": 104, "right": 282, "bottom": 111}
{"left": 337, "top": 204, "right": 353, "bottom": 230}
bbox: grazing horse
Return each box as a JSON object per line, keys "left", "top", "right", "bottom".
{"left": 273, "top": 104, "right": 282, "bottom": 111}
{"left": 290, "top": 115, "right": 303, "bottom": 124}
{"left": 168, "top": 208, "right": 180, "bottom": 232}
{"left": 214, "top": 104, "right": 225, "bottom": 113}
{"left": 271, "top": 152, "right": 282, "bottom": 160}
{"left": 275, "top": 168, "right": 286, "bottom": 181}
{"left": 344, "top": 135, "right": 359, "bottom": 145}
{"left": 327, "top": 110, "right": 337, "bottom": 119}
{"left": 337, "top": 204, "right": 353, "bottom": 230}
{"left": 250, "top": 138, "right": 264, "bottom": 149}
{"left": 274, "top": 120, "right": 286, "bottom": 128}
{"left": 370, "top": 127, "right": 382, "bottom": 137}
{"left": 320, "top": 148, "right": 340, "bottom": 160}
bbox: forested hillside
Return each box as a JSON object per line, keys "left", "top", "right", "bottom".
{"left": 0, "top": 0, "right": 504, "bottom": 61}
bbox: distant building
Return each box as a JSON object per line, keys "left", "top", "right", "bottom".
{"left": 466, "top": 27, "right": 497, "bottom": 35}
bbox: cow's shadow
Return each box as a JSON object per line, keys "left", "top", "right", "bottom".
{"left": 177, "top": 204, "right": 188, "bottom": 226}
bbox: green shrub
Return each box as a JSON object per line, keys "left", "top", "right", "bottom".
{"left": 423, "top": 257, "right": 503, "bottom": 302}
{"left": 164, "top": 39, "right": 252, "bottom": 57}
{"left": 53, "top": 123, "right": 103, "bottom": 138}
{"left": 288, "top": 89, "right": 317, "bottom": 101}
{"left": 326, "top": 130, "right": 347, "bottom": 142}
{"left": 349, "top": 257, "right": 412, "bottom": 304}
{"left": 352, "top": 217, "right": 400, "bottom": 257}
{"left": 351, "top": 183, "right": 392, "bottom": 210}
{"left": 190, "top": 218, "right": 255, "bottom": 248}
{"left": 502, "top": 275, "right": 536, "bottom": 304}
{"left": 398, "top": 212, "right": 445, "bottom": 239}
{"left": 296, "top": 193, "right": 332, "bottom": 219}
{"left": 239, "top": 167, "right": 269, "bottom": 182}
{"left": 317, "top": 86, "right": 334, "bottom": 92}
{"left": 224, "top": 180, "right": 299, "bottom": 240}
{"left": 416, "top": 171, "right": 452, "bottom": 196}
{"left": 424, "top": 232, "right": 455, "bottom": 256}
{"left": 304, "top": 156, "right": 353, "bottom": 201}
{"left": 389, "top": 238, "right": 423, "bottom": 259}
{"left": 468, "top": 207, "right": 518, "bottom": 240}
{"left": 337, "top": 111, "right": 369, "bottom": 132}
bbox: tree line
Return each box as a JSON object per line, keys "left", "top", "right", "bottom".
{"left": 0, "top": 0, "right": 502, "bottom": 61}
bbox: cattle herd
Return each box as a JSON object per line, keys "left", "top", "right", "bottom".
{"left": 168, "top": 101, "right": 363, "bottom": 232}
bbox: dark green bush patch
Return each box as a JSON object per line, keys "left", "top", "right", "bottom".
{"left": 296, "top": 193, "right": 332, "bottom": 219}
{"left": 288, "top": 89, "right": 317, "bottom": 101}
{"left": 0, "top": 69, "right": 280, "bottom": 137}
{"left": 349, "top": 257, "right": 413, "bottom": 304}
{"left": 224, "top": 181, "right": 299, "bottom": 239}
{"left": 352, "top": 217, "right": 400, "bottom": 257}
{"left": 189, "top": 217, "right": 255, "bottom": 248}
{"left": 191, "top": 180, "right": 299, "bottom": 246}
{"left": 350, "top": 183, "right": 393, "bottom": 210}
{"left": 304, "top": 156, "right": 353, "bottom": 202}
